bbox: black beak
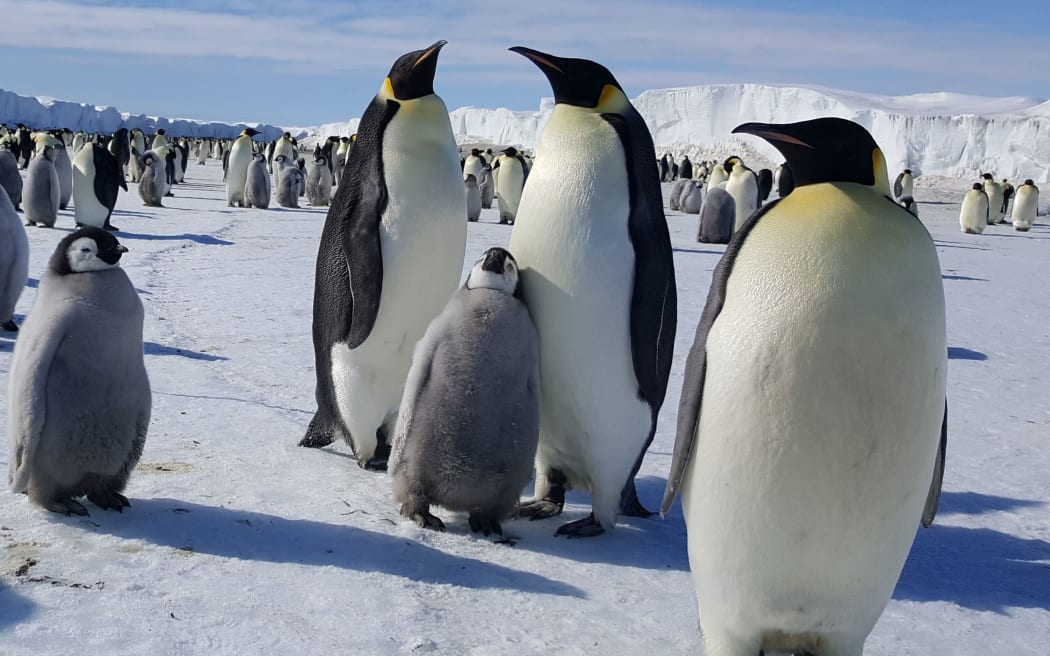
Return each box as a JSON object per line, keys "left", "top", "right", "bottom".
{"left": 732, "top": 122, "right": 814, "bottom": 149}
{"left": 481, "top": 249, "right": 507, "bottom": 274}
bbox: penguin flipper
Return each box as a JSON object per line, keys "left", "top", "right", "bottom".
{"left": 893, "top": 172, "right": 904, "bottom": 199}
{"left": 660, "top": 200, "right": 781, "bottom": 514}
{"left": 921, "top": 400, "right": 948, "bottom": 528}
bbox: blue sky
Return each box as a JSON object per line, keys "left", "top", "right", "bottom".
{"left": 2, "top": 0, "right": 1049, "bottom": 127}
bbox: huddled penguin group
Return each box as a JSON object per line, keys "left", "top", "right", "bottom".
{"left": 3, "top": 38, "right": 1045, "bottom": 656}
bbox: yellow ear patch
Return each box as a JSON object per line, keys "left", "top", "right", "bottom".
{"left": 380, "top": 77, "right": 394, "bottom": 100}
{"left": 871, "top": 148, "right": 891, "bottom": 196}
{"left": 596, "top": 84, "right": 626, "bottom": 113}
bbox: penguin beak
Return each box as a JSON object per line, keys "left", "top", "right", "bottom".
{"left": 119, "top": 245, "right": 129, "bottom": 253}
{"left": 387, "top": 41, "right": 447, "bottom": 101}
{"left": 412, "top": 40, "right": 447, "bottom": 69}
{"left": 509, "top": 46, "right": 565, "bottom": 76}
{"left": 732, "top": 123, "right": 814, "bottom": 149}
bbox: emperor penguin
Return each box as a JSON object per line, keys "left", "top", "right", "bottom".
{"left": 893, "top": 168, "right": 914, "bottom": 200}
{"left": 306, "top": 155, "right": 333, "bottom": 207}
{"left": 678, "top": 156, "right": 693, "bottom": 181}
{"left": 463, "top": 148, "right": 484, "bottom": 181}
{"left": 777, "top": 162, "right": 795, "bottom": 197}
{"left": 662, "top": 117, "right": 948, "bottom": 656}
{"left": 982, "top": 173, "right": 1004, "bottom": 224}
{"left": 8, "top": 227, "right": 150, "bottom": 516}
{"left": 23, "top": 146, "right": 61, "bottom": 227}
{"left": 494, "top": 146, "right": 527, "bottom": 224}
{"left": 0, "top": 146, "right": 23, "bottom": 211}
{"left": 108, "top": 128, "right": 130, "bottom": 179}
{"left": 276, "top": 166, "right": 302, "bottom": 208}
{"left": 478, "top": 165, "right": 494, "bottom": 209}
{"left": 508, "top": 47, "right": 677, "bottom": 537}
{"left": 1011, "top": 179, "right": 1038, "bottom": 231}
{"left": 0, "top": 186, "right": 29, "bottom": 332}
{"left": 669, "top": 177, "right": 689, "bottom": 211}
{"left": 707, "top": 161, "right": 728, "bottom": 189}
{"left": 138, "top": 151, "right": 165, "bottom": 207}
{"left": 244, "top": 152, "right": 271, "bottom": 209}
{"left": 51, "top": 143, "right": 73, "bottom": 211}
{"left": 465, "top": 174, "right": 482, "bottom": 221}
{"left": 300, "top": 41, "right": 467, "bottom": 471}
{"left": 226, "top": 128, "right": 260, "bottom": 207}
{"left": 1001, "top": 178, "right": 1014, "bottom": 215}
{"left": 697, "top": 186, "right": 735, "bottom": 244}
{"left": 756, "top": 168, "right": 773, "bottom": 203}
{"left": 679, "top": 180, "right": 703, "bottom": 214}
{"left": 723, "top": 155, "right": 759, "bottom": 232}
{"left": 72, "top": 144, "right": 127, "bottom": 231}
{"left": 196, "top": 139, "right": 209, "bottom": 165}
{"left": 272, "top": 132, "right": 295, "bottom": 174}
{"left": 959, "top": 183, "right": 988, "bottom": 234}
{"left": 150, "top": 129, "right": 168, "bottom": 151}
{"left": 390, "top": 247, "right": 539, "bottom": 536}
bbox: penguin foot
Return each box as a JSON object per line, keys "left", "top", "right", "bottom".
{"left": 517, "top": 497, "right": 564, "bottom": 520}
{"left": 618, "top": 479, "right": 653, "bottom": 518}
{"left": 1, "top": 319, "right": 17, "bottom": 332}
{"left": 87, "top": 490, "right": 131, "bottom": 512}
{"left": 363, "top": 443, "right": 391, "bottom": 472}
{"left": 44, "top": 497, "right": 89, "bottom": 517}
{"left": 104, "top": 224, "right": 119, "bottom": 232}
{"left": 468, "top": 513, "right": 503, "bottom": 537}
{"left": 554, "top": 514, "right": 606, "bottom": 538}
{"left": 401, "top": 504, "right": 445, "bottom": 532}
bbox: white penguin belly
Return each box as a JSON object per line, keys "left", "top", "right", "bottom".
{"left": 226, "top": 140, "right": 252, "bottom": 203}
{"left": 332, "top": 95, "right": 467, "bottom": 461}
{"left": 959, "top": 190, "right": 988, "bottom": 233}
{"left": 71, "top": 155, "right": 108, "bottom": 227}
{"left": 510, "top": 106, "right": 651, "bottom": 502}
{"left": 1011, "top": 187, "right": 1038, "bottom": 229}
{"left": 683, "top": 184, "right": 946, "bottom": 647}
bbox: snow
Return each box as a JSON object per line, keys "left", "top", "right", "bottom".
{"left": 1, "top": 161, "right": 1049, "bottom": 655}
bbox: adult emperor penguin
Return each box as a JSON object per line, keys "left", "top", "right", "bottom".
{"left": 1011, "top": 179, "right": 1038, "bottom": 231}
{"left": 150, "top": 129, "right": 168, "bottom": 151}
{"left": 108, "top": 128, "right": 130, "bottom": 178}
{"left": 723, "top": 155, "right": 759, "bottom": 231}
{"left": 508, "top": 47, "right": 677, "bottom": 536}
{"left": 300, "top": 41, "right": 467, "bottom": 471}
{"left": 8, "top": 227, "right": 150, "bottom": 515}
{"left": 662, "top": 117, "right": 947, "bottom": 656}
{"left": 226, "top": 128, "right": 260, "bottom": 207}
{"left": 959, "top": 183, "right": 989, "bottom": 234}
{"left": 0, "top": 186, "right": 28, "bottom": 332}
{"left": 707, "top": 161, "right": 728, "bottom": 189}
{"left": 893, "top": 168, "right": 914, "bottom": 200}
{"left": 462, "top": 148, "right": 484, "bottom": 181}
{"left": 390, "top": 247, "right": 539, "bottom": 536}
{"left": 982, "top": 173, "right": 1004, "bottom": 224}
{"left": 271, "top": 132, "right": 295, "bottom": 174}
{"left": 0, "top": 146, "right": 23, "bottom": 211}
{"left": 494, "top": 146, "right": 527, "bottom": 224}
{"left": 72, "top": 143, "right": 127, "bottom": 231}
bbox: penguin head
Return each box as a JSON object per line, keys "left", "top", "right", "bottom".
{"left": 1024, "top": 179, "right": 1034, "bottom": 186}
{"left": 981, "top": 173, "right": 993, "bottom": 181}
{"left": 501, "top": 146, "right": 518, "bottom": 157}
{"left": 382, "top": 40, "right": 447, "bottom": 101}
{"left": 241, "top": 128, "right": 260, "bottom": 139}
{"left": 510, "top": 46, "right": 628, "bottom": 114}
{"left": 904, "top": 169, "right": 912, "bottom": 175}
{"left": 723, "top": 156, "right": 743, "bottom": 172}
{"left": 314, "top": 155, "right": 327, "bottom": 166}
{"left": 732, "top": 118, "right": 890, "bottom": 195}
{"left": 971, "top": 183, "right": 983, "bottom": 190}
{"left": 470, "top": 148, "right": 480, "bottom": 157}
{"left": 466, "top": 247, "right": 522, "bottom": 298}
{"left": 51, "top": 227, "right": 128, "bottom": 275}
{"left": 40, "top": 145, "right": 55, "bottom": 161}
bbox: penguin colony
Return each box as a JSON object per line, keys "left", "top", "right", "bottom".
{"left": 1, "top": 41, "right": 1045, "bottom": 656}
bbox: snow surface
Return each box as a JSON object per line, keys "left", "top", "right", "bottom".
{"left": 0, "top": 162, "right": 1049, "bottom": 655}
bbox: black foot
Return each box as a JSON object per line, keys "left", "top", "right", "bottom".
{"left": 1, "top": 319, "right": 17, "bottom": 332}
{"left": 619, "top": 478, "right": 653, "bottom": 518}
{"left": 554, "top": 513, "right": 606, "bottom": 538}
{"left": 44, "top": 497, "right": 89, "bottom": 516}
{"left": 468, "top": 513, "right": 503, "bottom": 536}
{"left": 87, "top": 490, "right": 130, "bottom": 512}
{"left": 401, "top": 505, "right": 445, "bottom": 531}
{"left": 364, "top": 442, "right": 391, "bottom": 472}
{"left": 518, "top": 468, "right": 567, "bottom": 520}
{"left": 299, "top": 415, "right": 336, "bottom": 448}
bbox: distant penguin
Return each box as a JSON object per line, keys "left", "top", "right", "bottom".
{"left": 695, "top": 161, "right": 708, "bottom": 180}
{"left": 679, "top": 156, "right": 693, "bottom": 181}
{"left": 669, "top": 177, "right": 690, "bottom": 211}
{"left": 128, "top": 146, "right": 145, "bottom": 184}
{"left": 959, "top": 183, "right": 989, "bottom": 234}
{"left": 663, "top": 117, "right": 947, "bottom": 656}
{"left": 173, "top": 141, "right": 188, "bottom": 183}
{"left": 15, "top": 125, "right": 32, "bottom": 169}
{"left": 1001, "top": 178, "right": 1014, "bottom": 215}
{"left": 153, "top": 146, "right": 175, "bottom": 197}
{"left": 244, "top": 152, "right": 271, "bottom": 209}
{"left": 697, "top": 186, "right": 735, "bottom": 244}
{"left": 679, "top": 180, "right": 703, "bottom": 214}
{"left": 150, "top": 129, "right": 168, "bottom": 151}
{"left": 0, "top": 186, "right": 28, "bottom": 332}
{"left": 305, "top": 156, "right": 333, "bottom": 207}
{"left": 272, "top": 132, "right": 295, "bottom": 175}
{"left": 276, "top": 166, "right": 302, "bottom": 208}
{"left": 23, "top": 146, "right": 61, "bottom": 227}
{"left": 108, "top": 128, "right": 130, "bottom": 178}
{"left": 982, "top": 173, "right": 1004, "bottom": 224}
{"left": 707, "top": 162, "right": 728, "bottom": 189}
{"left": 465, "top": 174, "right": 481, "bottom": 221}
{"left": 0, "top": 146, "right": 23, "bottom": 211}
{"left": 196, "top": 139, "right": 209, "bottom": 164}
{"left": 138, "top": 151, "right": 165, "bottom": 207}
{"left": 463, "top": 148, "right": 484, "bottom": 181}
{"left": 777, "top": 162, "right": 795, "bottom": 197}
{"left": 272, "top": 154, "right": 293, "bottom": 186}
{"left": 899, "top": 196, "right": 919, "bottom": 217}
{"left": 494, "top": 146, "right": 526, "bottom": 225}
{"left": 756, "top": 168, "right": 773, "bottom": 203}
{"left": 297, "top": 157, "right": 307, "bottom": 198}
{"left": 508, "top": 47, "right": 677, "bottom": 536}
{"left": 8, "top": 227, "right": 150, "bottom": 516}
{"left": 72, "top": 144, "right": 127, "bottom": 230}
{"left": 658, "top": 156, "right": 669, "bottom": 182}
{"left": 893, "top": 168, "right": 914, "bottom": 200}
{"left": 390, "top": 247, "right": 539, "bottom": 536}
{"left": 724, "top": 156, "right": 760, "bottom": 232}
{"left": 300, "top": 41, "right": 467, "bottom": 470}
{"left": 226, "top": 128, "right": 260, "bottom": 207}
{"left": 1011, "top": 179, "right": 1038, "bottom": 231}
{"left": 478, "top": 165, "right": 494, "bottom": 209}
{"left": 52, "top": 145, "right": 73, "bottom": 210}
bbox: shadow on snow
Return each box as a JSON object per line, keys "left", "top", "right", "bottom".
{"left": 115, "top": 231, "right": 233, "bottom": 246}
{"left": 947, "top": 347, "right": 987, "bottom": 361}
{"left": 144, "top": 342, "right": 227, "bottom": 361}
{"left": 0, "top": 581, "right": 36, "bottom": 630}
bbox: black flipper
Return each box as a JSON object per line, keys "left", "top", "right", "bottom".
{"left": 893, "top": 171, "right": 904, "bottom": 199}
{"left": 921, "top": 400, "right": 948, "bottom": 528}
{"left": 660, "top": 199, "right": 782, "bottom": 514}
{"left": 302, "top": 96, "right": 398, "bottom": 449}
{"left": 92, "top": 144, "right": 124, "bottom": 220}
{"left": 601, "top": 109, "right": 677, "bottom": 516}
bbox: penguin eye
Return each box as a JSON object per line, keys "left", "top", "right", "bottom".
{"left": 80, "top": 247, "right": 91, "bottom": 253}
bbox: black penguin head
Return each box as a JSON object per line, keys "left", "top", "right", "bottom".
{"left": 501, "top": 146, "right": 518, "bottom": 157}
{"left": 510, "top": 46, "right": 628, "bottom": 113}
{"left": 156, "top": 129, "right": 165, "bottom": 136}
{"left": 732, "top": 118, "right": 890, "bottom": 194}
{"left": 723, "top": 155, "right": 743, "bottom": 172}
{"left": 383, "top": 40, "right": 447, "bottom": 101}
{"left": 971, "top": 182, "right": 983, "bottom": 190}
{"left": 470, "top": 148, "right": 480, "bottom": 157}
{"left": 1024, "top": 179, "right": 1034, "bottom": 186}
{"left": 904, "top": 168, "right": 912, "bottom": 175}
{"left": 981, "top": 173, "right": 993, "bottom": 181}
{"left": 466, "top": 247, "right": 522, "bottom": 297}
{"left": 50, "top": 227, "right": 128, "bottom": 275}
{"left": 242, "top": 128, "right": 260, "bottom": 138}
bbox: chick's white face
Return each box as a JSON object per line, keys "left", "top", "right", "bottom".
{"left": 66, "top": 237, "right": 121, "bottom": 273}
{"left": 466, "top": 250, "right": 519, "bottom": 295}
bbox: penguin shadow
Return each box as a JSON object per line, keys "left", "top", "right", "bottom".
{"left": 111, "top": 210, "right": 154, "bottom": 219}
{"left": 509, "top": 475, "right": 690, "bottom": 572}
{"left": 947, "top": 347, "right": 987, "bottom": 361}
{"left": 894, "top": 521, "right": 1050, "bottom": 612}
{"left": 0, "top": 313, "right": 27, "bottom": 349}
{"left": 264, "top": 207, "right": 327, "bottom": 215}
{"left": 86, "top": 498, "right": 584, "bottom": 597}
{"left": 933, "top": 240, "right": 989, "bottom": 251}
{"left": 116, "top": 232, "right": 233, "bottom": 246}
{"left": 25, "top": 278, "right": 37, "bottom": 288}
{"left": 0, "top": 580, "right": 37, "bottom": 630}
{"left": 154, "top": 389, "right": 309, "bottom": 415}
{"left": 941, "top": 274, "right": 988, "bottom": 282}
{"left": 673, "top": 247, "right": 725, "bottom": 256}
{"left": 936, "top": 491, "right": 1044, "bottom": 516}
{"left": 144, "top": 341, "right": 227, "bottom": 362}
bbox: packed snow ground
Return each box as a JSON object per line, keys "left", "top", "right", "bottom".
{"left": 0, "top": 161, "right": 1048, "bottom": 655}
